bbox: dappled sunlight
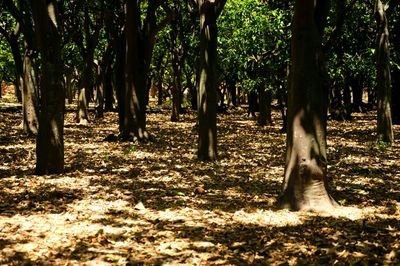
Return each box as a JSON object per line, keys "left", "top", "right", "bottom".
{"left": 1, "top": 107, "right": 399, "bottom": 264}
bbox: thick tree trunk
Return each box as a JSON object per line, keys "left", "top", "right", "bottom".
{"left": 21, "top": 52, "right": 39, "bottom": 135}
{"left": 277, "top": 0, "right": 337, "bottom": 211}
{"left": 197, "top": 0, "right": 226, "bottom": 160}
{"left": 124, "top": 0, "right": 148, "bottom": 141}
{"left": 31, "top": 0, "right": 64, "bottom": 174}
{"left": 392, "top": 68, "right": 400, "bottom": 124}
{"left": 375, "top": 0, "right": 394, "bottom": 143}
{"left": 391, "top": 11, "right": 400, "bottom": 124}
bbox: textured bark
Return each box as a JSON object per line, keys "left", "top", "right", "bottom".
{"left": 31, "top": 0, "right": 65, "bottom": 174}
{"left": 197, "top": 0, "right": 226, "bottom": 160}
{"left": 170, "top": 19, "right": 182, "bottom": 122}
{"left": 124, "top": 1, "right": 172, "bottom": 140}
{"left": 375, "top": 0, "right": 394, "bottom": 143}
{"left": 277, "top": 0, "right": 337, "bottom": 211}
{"left": 21, "top": 52, "right": 39, "bottom": 135}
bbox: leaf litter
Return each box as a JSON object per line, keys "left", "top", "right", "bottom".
{"left": 0, "top": 98, "right": 399, "bottom": 265}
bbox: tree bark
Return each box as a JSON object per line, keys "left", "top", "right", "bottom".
{"left": 31, "top": 0, "right": 65, "bottom": 174}
{"left": 197, "top": 0, "right": 226, "bottom": 160}
{"left": 21, "top": 51, "right": 39, "bottom": 135}
{"left": 170, "top": 19, "right": 182, "bottom": 122}
{"left": 258, "top": 87, "right": 272, "bottom": 126}
{"left": 124, "top": 1, "right": 173, "bottom": 140}
{"left": 391, "top": 8, "right": 400, "bottom": 124}
{"left": 392, "top": 68, "right": 400, "bottom": 124}
{"left": 375, "top": 0, "right": 394, "bottom": 143}
{"left": 277, "top": 0, "right": 337, "bottom": 211}
{"left": 124, "top": 0, "right": 148, "bottom": 140}
{"left": 76, "top": 10, "right": 102, "bottom": 124}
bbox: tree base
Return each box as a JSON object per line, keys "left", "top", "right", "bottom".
{"left": 277, "top": 190, "right": 338, "bottom": 212}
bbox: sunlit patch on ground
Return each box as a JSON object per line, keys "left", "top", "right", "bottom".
{"left": 1, "top": 95, "right": 400, "bottom": 264}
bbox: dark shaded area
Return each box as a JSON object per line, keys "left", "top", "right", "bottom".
{"left": 0, "top": 183, "right": 83, "bottom": 215}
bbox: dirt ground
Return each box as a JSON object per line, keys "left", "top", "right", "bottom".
{"left": 0, "top": 89, "right": 399, "bottom": 265}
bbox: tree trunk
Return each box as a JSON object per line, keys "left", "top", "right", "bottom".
{"left": 258, "top": 87, "right": 272, "bottom": 126}
{"left": 375, "top": 0, "right": 394, "bottom": 143}
{"left": 247, "top": 91, "right": 258, "bottom": 117}
{"left": 8, "top": 34, "right": 23, "bottom": 103}
{"left": 115, "top": 33, "right": 126, "bottom": 134}
{"left": 197, "top": 0, "right": 226, "bottom": 160}
{"left": 31, "top": 0, "right": 64, "bottom": 174}
{"left": 124, "top": 0, "right": 148, "bottom": 141}
{"left": 76, "top": 57, "right": 94, "bottom": 124}
{"left": 171, "top": 25, "right": 182, "bottom": 122}
{"left": 104, "top": 64, "right": 114, "bottom": 112}
{"left": 391, "top": 10, "right": 400, "bottom": 124}
{"left": 392, "top": 68, "right": 400, "bottom": 124}
{"left": 21, "top": 51, "right": 39, "bottom": 135}
{"left": 228, "top": 79, "right": 237, "bottom": 107}
{"left": 277, "top": 0, "right": 337, "bottom": 211}
{"left": 95, "top": 63, "right": 104, "bottom": 119}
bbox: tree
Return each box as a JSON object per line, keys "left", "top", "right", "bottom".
{"left": 70, "top": 1, "right": 103, "bottom": 124}
{"left": 277, "top": 0, "right": 337, "bottom": 211}
{"left": 30, "top": 0, "right": 65, "bottom": 174}
{"left": 196, "top": 0, "right": 226, "bottom": 161}
{"left": 375, "top": 0, "right": 394, "bottom": 144}
{"left": 2, "top": 0, "right": 39, "bottom": 135}
{"left": 124, "top": 0, "right": 173, "bottom": 140}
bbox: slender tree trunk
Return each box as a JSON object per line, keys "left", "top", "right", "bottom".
{"left": 171, "top": 29, "right": 182, "bottom": 122}
{"left": 247, "top": 91, "right": 258, "bottom": 117}
{"left": 258, "top": 87, "right": 272, "bottom": 126}
{"left": 8, "top": 35, "right": 23, "bottom": 103}
{"left": 104, "top": 62, "right": 114, "bottom": 112}
{"left": 21, "top": 51, "right": 39, "bottom": 135}
{"left": 31, "top": 0, "right": 64, "bottom": 174}
{"left": 115, "top": 33, "right": 126, "bottom": 134}
{"left": 375, "top": 0, "right": 394, "bottom": 143}
{"left": 228, "top": 79, "right": 237, "bottom": 107}
{"left": 95, "top": 63, "right": 104, "bottom": 119}
{"left": 277, "top": 0, "right": 337, "bottom": 211}
{"left": 197, "top": 0, "right": 226, "bottom": 160}
{"left": 76, "top": 58, "right": 93, "bottom": 124}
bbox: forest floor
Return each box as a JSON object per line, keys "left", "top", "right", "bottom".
{"left": 0, "top": 86, "right": 400, "bottom": 265}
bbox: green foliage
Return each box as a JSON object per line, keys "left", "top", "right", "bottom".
{"left": 217, "top": 0, "right": 292, "bottom": 93}
{"left": 325, "top": 2, "right": 377, "bottom": 91}
{"left": 0, "top": 39, "right": 15, "bottom": 82}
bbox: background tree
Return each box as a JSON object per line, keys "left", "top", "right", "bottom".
{"left": 2, "top": 0, "right": 39, "bottom": 135}
{"left": 124, "top": 0, "right": 174, "bottom": 141}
